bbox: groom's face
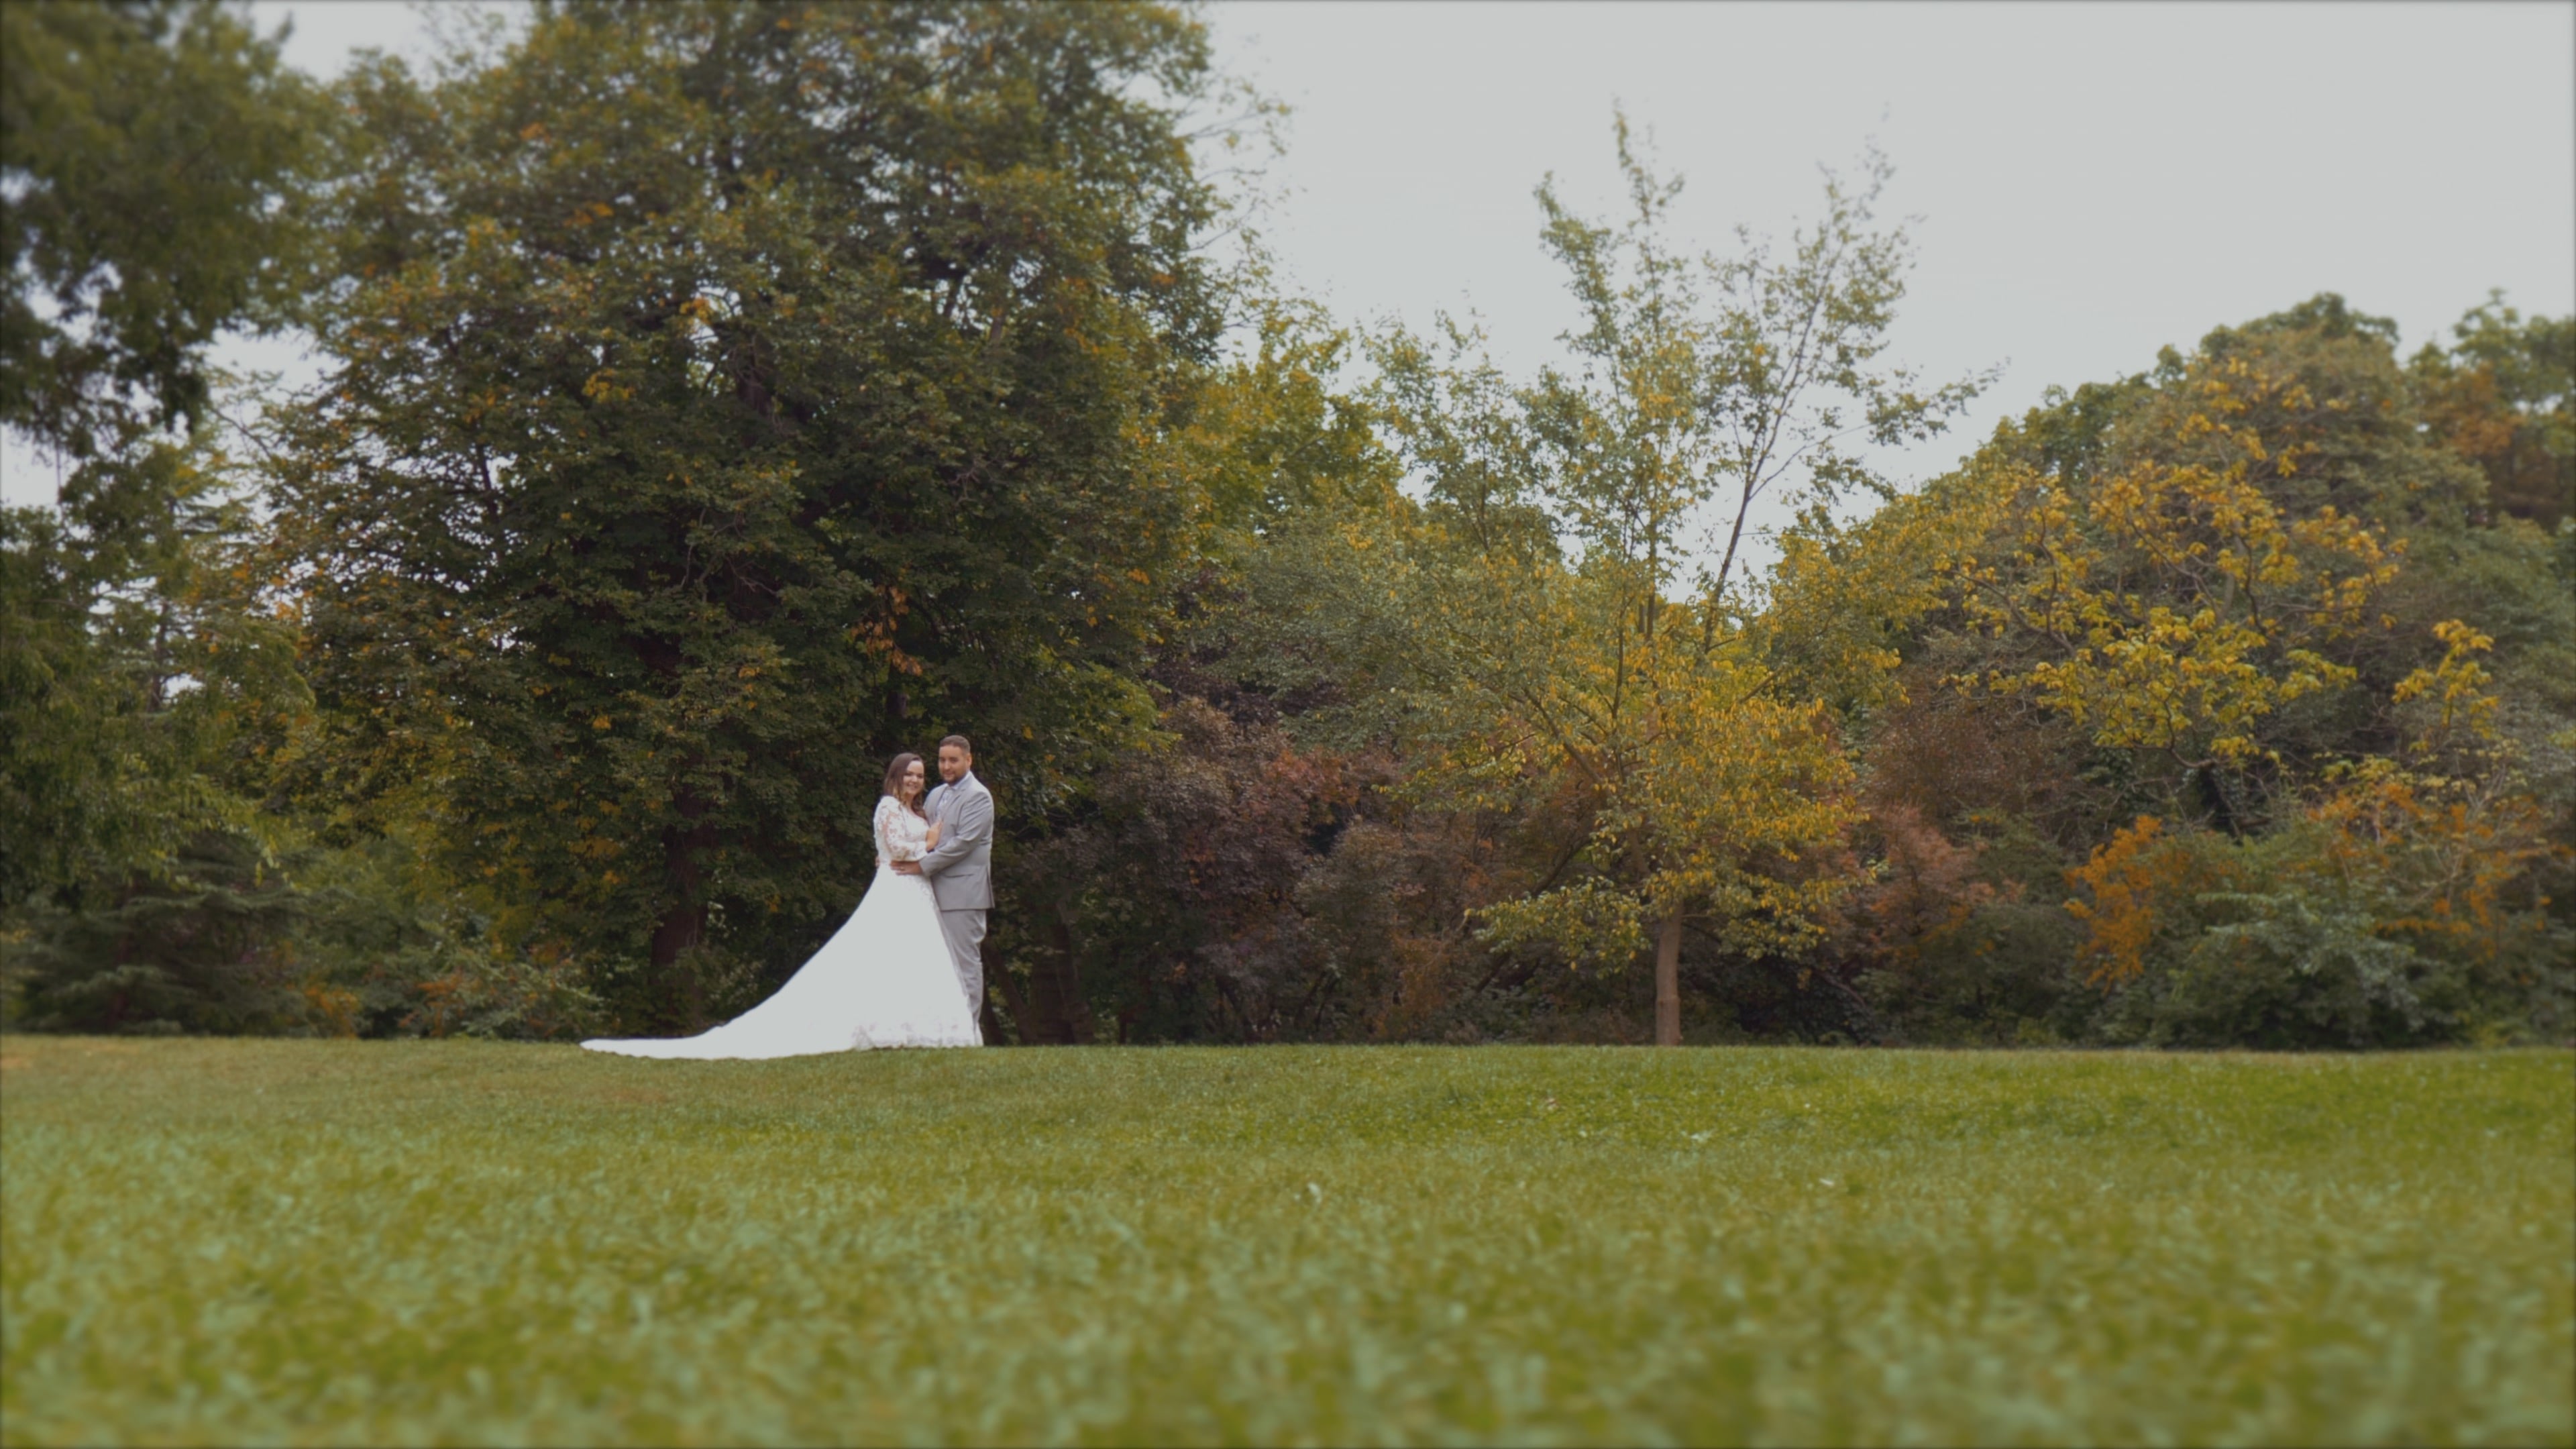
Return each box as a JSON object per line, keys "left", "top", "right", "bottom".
{"left": 938, "top": 745, "right": 969, "bottom": 784}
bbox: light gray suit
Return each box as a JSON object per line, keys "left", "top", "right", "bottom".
{"left": 919, "top": 770, "right": 994, "bottom": 1016}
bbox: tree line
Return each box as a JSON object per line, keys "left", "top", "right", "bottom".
{"left": 5, "top": 0, "right": 2570, "bottom": 1048}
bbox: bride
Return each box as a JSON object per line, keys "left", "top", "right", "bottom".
{"left": 581, "top": 752, "right": 983, "bottom": 1059}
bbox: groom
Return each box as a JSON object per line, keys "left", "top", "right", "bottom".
{"left": 896, "top": 734, "right": 993, "bottom": 1018}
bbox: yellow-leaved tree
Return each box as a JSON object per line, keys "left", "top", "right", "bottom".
{"left": 1379, "top": 121, "right": 1980, "bottom": 1042}
{"left": 1945, "top": 357, "right": 2406, "bottom": 786}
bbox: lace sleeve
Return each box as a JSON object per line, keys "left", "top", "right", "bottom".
{"left": 875, "top": 797, "right": 924, "bottom": 863}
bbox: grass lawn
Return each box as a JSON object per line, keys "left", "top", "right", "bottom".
{"left": 1, "top": 1040, "right": 2569, "bottom": 1447}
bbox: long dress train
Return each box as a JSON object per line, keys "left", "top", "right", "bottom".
{"left": 580, "top": 797, "right": 981, "bottom": 1058}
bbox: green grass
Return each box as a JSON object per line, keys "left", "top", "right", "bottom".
{"left": 2, "top": 1041, "right": 2569, "bottom": 1447}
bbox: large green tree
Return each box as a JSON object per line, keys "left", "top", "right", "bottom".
{"left": 3, "top": 1, "right": 325, "bottom": 1028}
{"left": 272, "top": 1, "right": 1231, "bottom": 1028}
{"left": 1, "top": 427, "right": 311, "bottom": 1030}
{"left": 1, "top": 0, "right": 323, "bottom": 456}
{"left": 3, "top": 0, "right": 319, "bottom": 907}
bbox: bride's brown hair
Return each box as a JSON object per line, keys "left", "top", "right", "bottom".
{"left": 881, "top": 752, "right": 929, "bottom": 817}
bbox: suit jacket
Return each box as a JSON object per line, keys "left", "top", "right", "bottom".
{"left": 920, "top": 771, "right": 994, "bottom": 912}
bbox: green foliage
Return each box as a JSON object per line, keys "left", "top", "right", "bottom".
{"left": 5, "top": 1040, "right": 2570, "bottom": 1445}
{"left": 0, "top": 0, "right": 326, "bottom": 455}
{"left": 2410, "top": 292, "right": 2575, "bottom": 528}
{"left": 272, "top": 1, "right": 1231, "bottom": 1029}
{"left": 2157, "top": 888, "right": 2440, "bottom": 1047}
{"left": 0, "top": 423, "right": 316, "bottom": 1032}
{"left": 1173, "top": 304, "right": 1428, "bottom": 751}
{"left": 0, "top": 0, "right": 334, "bottom": 1032}
{"left": 9, "top": 829, "right": 304, "bottom": 1034}
{"left": 3, "top": 433, "right": 268, "bottom": 902}
{"left": 2066, "top": 771, "right": 2573, "bottom": 1049}
{"left": 993, "top": 697, "right": 1375, "bottom": 1044}
{"left": 1761, "top": 293, "right": 2575, "bottom": 1048}
{"left": 1829, "top": 805, "right": 2086, "bottom": 1047}
{"left": 0, "top": 427, "right": 613, "bottom": 1039}
{"left": 1350, "top": 125, "right": 1981, "bottom": 1036}
{"left": 5, "top": 1, "right": 2568, "bottom": 1055}
{"left": 280, "top": 829, "right": 608, "bottom": 1040}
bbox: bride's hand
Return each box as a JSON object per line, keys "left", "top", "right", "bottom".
{"left": 924, "top": 822, "right": 942, "bottom": 849}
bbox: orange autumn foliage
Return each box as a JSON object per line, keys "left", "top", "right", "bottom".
{"left": 2063, "top": 768, "right": 2563, "bottom": 994}
{"left": 1845, "top": 804, "right": 2004, "bottom": 970}
{"left": 2306, "top": 764, "right": 2560, "bottom": 966}
{"left": 2063, "top": 817, "right": 2229, "bottom": 986}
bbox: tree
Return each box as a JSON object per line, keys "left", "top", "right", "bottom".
{"left": 2410, "top": 293, "right": 2575, "bottom": 530}
{"left": 1, "top": 0, "right": 325, "bottom": 457}
{"left": 1693, "top": 141, "right": 1990, "bottom": 609}
{"left": 1375, "top": 123, "right": 1966, "bottom": 1044}
{"left": 1927, "top": 302, "right": 2561, "bottom": 824}
{"left": 1945, "top": 372, "right": 2406, "bottom": 793}
{"left": 1773, "top": 294, "right": 2575, "bottom": 1046}
{"left": 272, "top": 1, "right": 1234, "bottom": 1028}
{"left": 0, "top": 0, "right": 329, "bottom": 1027}
{"left": 1, "top": 425, "right": 311, "bottom": 1031}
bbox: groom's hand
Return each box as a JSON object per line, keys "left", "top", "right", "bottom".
{"left": 892, "top": 861, "right": 924, "bottom": 876}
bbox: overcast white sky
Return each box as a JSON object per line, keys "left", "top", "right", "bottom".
{"left": 1214, "top": 3, "right": 2575, "bottom": 475}
{"left": 7, "top": 1, "right": 2571, "bottom": 526}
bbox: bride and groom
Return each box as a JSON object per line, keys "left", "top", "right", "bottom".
{"left": 582, "top": 736, "right": 992, "bottom": 1059}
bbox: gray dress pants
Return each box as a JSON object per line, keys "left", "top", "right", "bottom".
{"left": 939, "top": 908, "right": 987, "bottom": 1018}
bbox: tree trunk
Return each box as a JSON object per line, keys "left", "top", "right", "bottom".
{"left": 1655, "top": 911, "right": 1683, "bottom": 1046}
{"left": 650, "top": 804, "right": 718, "bottom": 1030}
{"left": 1027, "top": 910, "right": 1091, "bottom": 1044}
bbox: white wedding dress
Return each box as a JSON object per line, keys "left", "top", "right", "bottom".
{"left": 580, "top": 798, "right": 982, "bottom": 1059}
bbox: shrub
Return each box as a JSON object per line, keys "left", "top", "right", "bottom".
{"left": 2073, "top": 769, "right": 2571, "bottom": 1047}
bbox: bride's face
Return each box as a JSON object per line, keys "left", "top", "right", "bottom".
{"left": 902, "top": 760, "right": 926, "bottom": 800}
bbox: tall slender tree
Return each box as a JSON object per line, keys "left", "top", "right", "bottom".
{"left": 1383, "top": 121, "right": 1977, "bottom": 1044}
